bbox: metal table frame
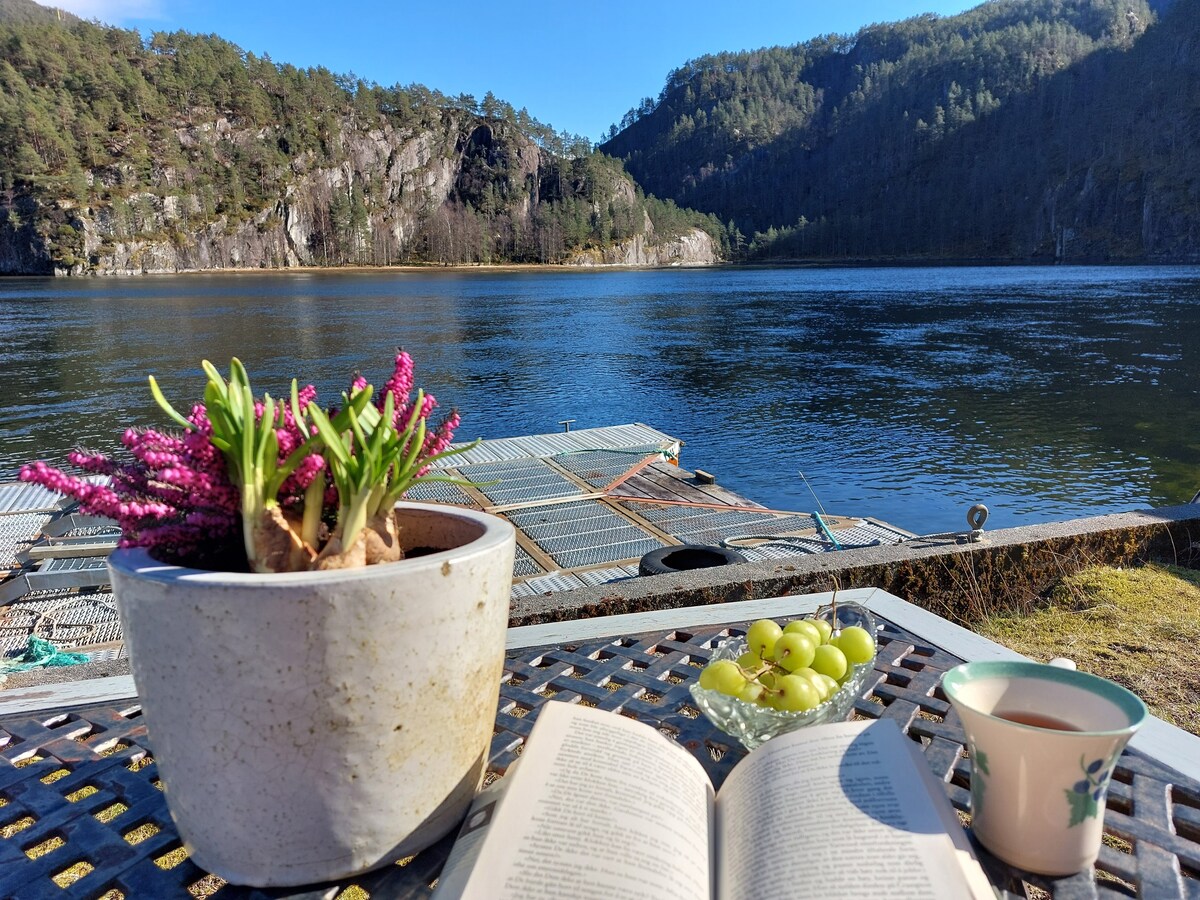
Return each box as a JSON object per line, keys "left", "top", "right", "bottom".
{"left": 2, "top": 588, "right": 1198, "bottom": 899}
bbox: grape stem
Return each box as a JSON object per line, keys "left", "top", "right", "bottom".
{"left": 829, "top": 574, "right": 842, "bottom": 638}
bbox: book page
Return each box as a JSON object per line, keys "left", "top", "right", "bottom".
{"left": 716, "top": 719, "right": 991, "bottom": 900}
{"left": 430, "top": 761, "right": 519, "bottom": 899}
{"left": 456, "top": 701, "right": 715, "bottom": 900}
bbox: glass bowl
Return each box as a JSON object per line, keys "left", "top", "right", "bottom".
{"left": 689, "top": 602, "right": 878, "bottom": 751}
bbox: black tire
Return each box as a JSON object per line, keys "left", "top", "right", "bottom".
{"left": 638, "top": 545, "right": 747, "bottom": 577}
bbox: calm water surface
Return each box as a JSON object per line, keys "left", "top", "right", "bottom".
{"left": 2, "top": 265, "right": 1198, "bottom": 535}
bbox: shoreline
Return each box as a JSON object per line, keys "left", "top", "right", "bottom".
{"left": 7, "top": 257, "right": 1200, "bottom": 280}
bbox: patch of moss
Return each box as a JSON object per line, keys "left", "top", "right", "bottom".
{"left": 976, "top": 563, "right": 1200, "bottom": 735}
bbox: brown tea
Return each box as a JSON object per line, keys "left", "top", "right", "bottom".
{"left": 992, "top": 710, "right": 1083, "bottom": 731}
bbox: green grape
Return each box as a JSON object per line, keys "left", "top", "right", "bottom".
{"left": 793, "top": 667, "right": 829, "bottom": 700}
{"left": 699, "top": 659, "right": 747, "bottom": 695}
{"left": 811, "top": 618, "right": 834, "bottom": 644}
{"left": 746, "top": 619, "right": 783, "bottom": 659}
{"left": 811, "top": 644, "right": 848, "bottom": 681}
{"left": 737, "top": 681, "right": 766, "bottom": 704}
{"left": 736, "top": 651, "right": 762, "bottom": 670}
{"left": 774, "top": 674, "right": 821, "bottom": 711}
{"left": 835, "top": 625, "right": 876, "bottom": 665}
{"left": 784, "top": 620, "right": 823, "bottom": 645}
{"left": 816, "top": 673, "right": 841, "bottom": 697}
{"left": 758, "top": 670, "right": 778, "bottom": 689}
{"left": 773, "top": 632, "right": 816, "bottom": 671}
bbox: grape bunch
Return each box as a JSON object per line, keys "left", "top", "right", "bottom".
{"left": 697, "top": 616, "right": 876, "bottom": 713}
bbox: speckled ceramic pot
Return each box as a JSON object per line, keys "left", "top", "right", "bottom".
{"left": 108, "top": 503, "right": 515, "bottom": 888}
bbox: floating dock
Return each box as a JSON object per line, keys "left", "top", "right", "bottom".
{"left": 0, "top": 424, "right": 911, "bottom": 667}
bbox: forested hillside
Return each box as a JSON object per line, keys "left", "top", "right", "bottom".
{"left": 0, "top": 0, "right": 724, "bottom": 274}
{"left": 602, "top": 0, "right": 1198, "bottom": 262}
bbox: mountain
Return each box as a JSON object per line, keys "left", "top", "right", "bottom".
{"left": 602, "top": 0, "right": 1198, "bottom": 262}
{"left": 0, "top": 11, "right": 723, "bottom": 275}
{"left": 0, "top": 0, "right": 75, "bottom": 25}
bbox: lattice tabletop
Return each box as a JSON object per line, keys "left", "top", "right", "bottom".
{"left": 1, "top": 616, "right": 1197, "bottom": 899}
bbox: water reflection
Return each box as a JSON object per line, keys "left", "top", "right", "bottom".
{"left": 1, "top": 266, "right": 1198, "bottom": 534}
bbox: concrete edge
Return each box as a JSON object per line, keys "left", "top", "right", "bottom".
{"left": 508, "top": 504, "right": 1200, "bottom": 625}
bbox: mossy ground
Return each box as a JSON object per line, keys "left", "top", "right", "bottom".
{"left": 975, "top": 563, "right": 1200, "bottom": 736}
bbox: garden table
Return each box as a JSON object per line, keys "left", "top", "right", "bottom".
{"left": 1, "top": 587, "right": 1197, "bottom": 899}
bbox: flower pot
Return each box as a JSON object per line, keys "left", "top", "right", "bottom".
{"left": 108, "top": 502, "right": 515, "bottom": 887}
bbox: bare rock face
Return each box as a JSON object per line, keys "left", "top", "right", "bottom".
{"left": 1, "top": 115, "right": 719, "bottom": 275}
{"left": 565, "top": 227, "right": 718, "bottom": 267}
{"left": 566, "top": 211, "right": 719, "bottom": 267}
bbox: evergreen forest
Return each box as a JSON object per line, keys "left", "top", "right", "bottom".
{"left": 602, "top": 0, "right": 1197, "bottom": 262}
{"left": 0, "top": 0, "right": 1197, "bottom": 272}
{"left": 0, "top": 0, "right": 723, "bottom": 273}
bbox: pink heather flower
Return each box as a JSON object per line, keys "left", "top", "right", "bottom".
{"left": 350, "top": 374, "right": 368, "bottom": 393}
{"left": 66, "top": 449, "right": 117, "bottom": 474}
{"left": 382, "top": 351, "right": 415, "bottom": 409}
{"left": 187, "top": 405, "right": 213, "bottom": 437}
{"left": 21, "top": 355, "right": 461, "bottom": 569}
{"left": 279, "top": 452, "right": 326, "bottom": 499}
{"left": 20, "top": 418, "right": 244, "bottom": 566}
{"left": 416, "top": 410, "right": 459, "bottom": 478}
{"left": 419, "top": 392, "right": 438, "bottom": 419}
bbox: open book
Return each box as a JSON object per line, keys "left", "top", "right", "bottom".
{"left": 432, "top": 701, "right": 993, "bottom": 900}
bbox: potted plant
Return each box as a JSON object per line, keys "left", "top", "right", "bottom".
{"left": 21, "top": 353, "right": 515, "bottom": 887}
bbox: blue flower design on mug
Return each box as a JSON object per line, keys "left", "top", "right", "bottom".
{"left": 1066, "top": 754, "right": 1114, "bottom": 827}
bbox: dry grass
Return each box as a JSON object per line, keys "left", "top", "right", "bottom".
{"left": 976, "top": 563, "right": 1200, "bottom": 736}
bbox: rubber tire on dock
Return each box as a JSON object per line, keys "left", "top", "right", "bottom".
{"left": 638, "top": 545, "right": 747, "bottom": 577}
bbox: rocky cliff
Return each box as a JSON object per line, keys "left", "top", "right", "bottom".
{"left": 0, "top": 115, "right": 718, "bottom": 276}
{"left": 566, "top": 213, "right": 717, "bottom": 267}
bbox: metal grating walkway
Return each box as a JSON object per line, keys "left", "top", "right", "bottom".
{"left": 436, "top": 423, "right": 678, "bottom": 467}
{"left": 505, "top": 501, "right": 666, "bottom": 571}
{"left": 0, "top": 587, "right": 124, "bottom": 657}
{"left": 550, "top": 446, "right": 667, "bottom": 488}
{"left": 1, "top": 514, "right": 51, "bottom": 570}
{"left": 400, "top": 480, "right": 477, "bottom": 506}
{"left": 623, "top": 502, "right": 825, "bottom": 547}
{"left": 512, "top": 544, "right": 543, "bottom": 579}
{"left": 733, "top": 520, "right": 912, "bottom": 560}
{"left": 455, "top": 459, "right": 584, "bottom": 506}
{"left": 0, "top": 483, "right": 65, "bottom": 516}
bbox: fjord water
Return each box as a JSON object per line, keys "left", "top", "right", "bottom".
{"left": 2, "top": 265, "right": 1198, "bottom": 535}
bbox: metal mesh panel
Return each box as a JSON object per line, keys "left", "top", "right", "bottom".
{"left": 545, "top": 539, "right": 663, "bottom": 570}
{"left": 505, "top": 501, "right": 666, "bottom": 569}
{"left": 502, "top": 502, "right": 625, "bottom": 529}
{"left": 734, "top": 521, "right": 912, "bottom": 560}
{"left": 550, "top": 448, "right": 664, "bottom": 488}
{"left": 738, "top": 542, "right": 822, "bottom": 561}
{"left": 39, "top": 556, "right": 109, "bottom": 574}
{"left": 400, "top": 480, "right": 478, "bottom": 506}
{"left": 830, "top": 521, "right": 911, "bottom": 546}
{"left": 512, "top": 545, "right": 543, "bottom": 578}
{"left": 510, "top": 571, "right": 587, "bottom": 599}
{"left": 573, "top": 564, "right": 640, "bottom": 587}
{"left": 80, "top": 645, "right": 128, "bottom": 661}
{"left": 0, "top": 483, "right": 64, "bottom": 515}
{"left": 0, "top": 588, "right": 121, "bottom": 655}
{"left": 623, "top": 502, "right": 822, "bottom": 546}
{"left": 440, "top": 424, "right": 676, "bottom": 467}
{"left": 0, "top": 514, "right": 50, "bottom": 569}
{"left": 454, "top": 459, "right": 583, "bottom": 506}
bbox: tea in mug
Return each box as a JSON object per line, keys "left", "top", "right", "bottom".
{"left": 992, "top": 710, "right": 1082, "bottom": 732}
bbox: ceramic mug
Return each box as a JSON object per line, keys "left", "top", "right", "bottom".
{"left": 942, "top": 660, "right": 1148, "bottom": 876}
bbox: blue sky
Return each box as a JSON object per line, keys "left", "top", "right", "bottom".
{"left": 51, "top": 0, "right": 979, "bottom": 141}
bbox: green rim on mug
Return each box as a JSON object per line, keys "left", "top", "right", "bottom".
{"left": 942, "top": 661, "right": 1148, "bottom": 735}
